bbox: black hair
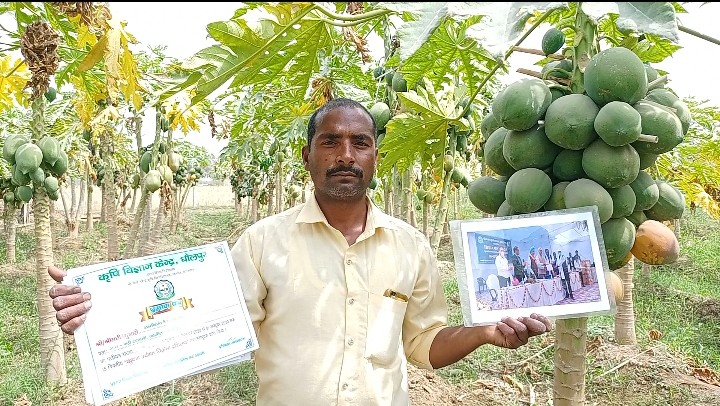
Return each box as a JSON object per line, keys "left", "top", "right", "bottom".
{"left": 306, "top": 98, "right": 376, "bottom": 146}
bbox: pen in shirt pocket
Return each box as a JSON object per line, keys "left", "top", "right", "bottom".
{"left": 383, "top": 288, "right": 408, "bottom": 303}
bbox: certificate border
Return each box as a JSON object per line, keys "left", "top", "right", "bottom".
{"left": 65, "top": 241, "right": 258, "bottom": 405}
{"left": 449, "top": 206, "right": 614, "bottom": 326}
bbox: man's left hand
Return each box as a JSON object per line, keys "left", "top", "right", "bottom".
{"left": 491, "top": 313, "right": 553, "bottom": 349}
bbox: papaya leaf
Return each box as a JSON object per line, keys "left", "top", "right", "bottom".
{"left": 462, "top": 2, "right": 569, "bottom": 59}
{"left": 378, "top": 85, "right": 459, "bottom": 176}
{"left": 400, "top": 18, "right": 494, "bottom": 94}
{"left": 631, "top": 34, "right": 682, "bottom": 63}
{"left": 162, "top": 90, "right": 202, "bottom": 134}
{"left": 0, "top": 55, "right": 30, "bottom": 113}
{"left": 378, "top": 3, "right": 448, "bottom": 61}
{"left": 581, "top": 2, "right": 680, "bottom": 43}
{"left": 671, "top": 3, "right": 687, "bottom": 13}
{"left": 173, "top": 4, "right": 332, "bottom": 106}
{"left": 228, "top": 13, "right": 333, "bottom": 92}
{"left": 206, "top": 20, "right": 264, "bottom": 56}
{"left": 77, "top": 34, "right": 108, "bottom": 72}
{"left": 378, "top": 113, "right": 447, "bottom": 176}
{"left": 75, "top": 19, "right": 98, "bottom": 49}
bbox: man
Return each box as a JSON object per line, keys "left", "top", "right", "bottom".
{"left": 510, "top": 246, "right": 525, "bottom": 284}
{"left": 494, "top": 247, "right": 512, "bottom": 288}
{"left": 49, "top": 98, "right": 551, "bottom": 405}
{"left": 560, "top": 254, "right": 575, "bottom": 300}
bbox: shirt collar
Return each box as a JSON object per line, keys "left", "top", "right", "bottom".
{"left": 296, "top": 192, "right": 398, "bottom": 231}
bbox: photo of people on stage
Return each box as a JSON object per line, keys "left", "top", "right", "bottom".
{"left": 466, "top": 220, "right": 602, "bottom": 312}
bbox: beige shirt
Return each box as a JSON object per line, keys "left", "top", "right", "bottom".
{"left": 230, "top": 194, "right": 448, "bottom": 405}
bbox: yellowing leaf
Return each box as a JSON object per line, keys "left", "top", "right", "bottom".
{"left": 0, "top": 56, "right": 30, "bottom": 112}
{"left": 70, "top": 76, "right": 99, "bottom": 127}
{"left": 78, "top": 34, "right": 108, "bottom": 72}
{"left": 162, "top": 90, "right": 202, "bottom": 134}
{"left": 120, "top": 48, "right": 146, "bottom": 111}
{"left": 76, "top": 22, "right": 98, "bottom": 49}
{"left": 104, "top": 17, "right": 123, "bottom": 102}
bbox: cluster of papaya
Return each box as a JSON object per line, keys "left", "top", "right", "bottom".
{"left": 131, "top": 141, "right": 189, "bottom": 194}
{"left": 2, "top": 133, "right": 66, "bottom": 204}
{"left": 469, "top": 36, "right": 686, "bottom": 272}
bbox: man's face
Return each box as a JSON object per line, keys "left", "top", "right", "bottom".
{"left": 302, "top": 106, "right": 377, "bottom": 202}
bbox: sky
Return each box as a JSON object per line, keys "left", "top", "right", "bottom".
{"left": 5, "top": 3, "right": 720, "bottom": 156}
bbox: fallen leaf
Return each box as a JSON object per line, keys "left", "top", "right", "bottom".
{"left": 648, "top": 329, "right": 663, "bottom": 341}
{"left": 691, "top": 367, "right": 720, "bottom": 386}
{"left": 502, "top": 374, "right": 526, "bottom": 394}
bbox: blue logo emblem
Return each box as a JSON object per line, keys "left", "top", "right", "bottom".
{"left": 154, "top": 280, "right": 175, "bottom": 301}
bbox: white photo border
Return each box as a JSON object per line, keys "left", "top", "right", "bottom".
{"left": 449, "top": 206, "right": 614, "bottom": 326}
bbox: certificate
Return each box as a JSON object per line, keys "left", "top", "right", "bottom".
{"left": 449, "top": 207, "right": 612, "bottom": 326}
{"left": 64, "top": 241, "right": 259, "bottom": 406}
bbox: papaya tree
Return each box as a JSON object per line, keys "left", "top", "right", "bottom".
{"left": 18, "top": 18, "right": 67, "bottom": 385}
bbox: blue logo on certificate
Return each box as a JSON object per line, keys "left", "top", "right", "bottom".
{"left": 154, "top": 280, "right": 176, "bottom": 301}
{"left": 139, "top": 279, "right": 194, "bottom": 321}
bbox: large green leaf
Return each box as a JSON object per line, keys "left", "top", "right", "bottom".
{"left": 581, "top": 2, "right": 680, "bottom": 43}
{"left": 378, "top": 83, "right": 462, "bottom": 175}
{"left": 461, "top": 2, "right": 569, "bottom": 59}
{"left": 399, "top": 17, "right": 495, "bottom": 93}
{"left": 631, "top": 34, "right": 682, "bottom": 63}
{"left": 206, "top": 20, "right": 265, "bottom": 57}
{"left": 172, "top": 3, "right": 333, "bottom": 106}
{"left": 379, "top": 3, "right": 448, "bottom": 61}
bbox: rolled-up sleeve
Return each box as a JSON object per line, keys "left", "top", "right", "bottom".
{"left": 401, "top": 235, "right": 448, "bottom": 370}
{"left": 230, "top": 229, "right": 267, "bottom": 335}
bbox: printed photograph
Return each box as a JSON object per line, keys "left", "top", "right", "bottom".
{"left": 453, "top": 208, "right": 611, "bottom": 325}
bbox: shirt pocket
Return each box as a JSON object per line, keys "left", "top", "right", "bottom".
{"left": 364, "top": 291, "right": 408, "bottom": 366}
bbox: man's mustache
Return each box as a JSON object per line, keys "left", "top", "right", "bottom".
{"left": 326, "top": 166, "right": 363, "bottom": 177}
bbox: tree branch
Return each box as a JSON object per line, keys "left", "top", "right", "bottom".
{"left": 314, "top": 4, "right": 391, "bottom": 22}
{"left": 679, "top": 24, "right": 720, "bottom": 46}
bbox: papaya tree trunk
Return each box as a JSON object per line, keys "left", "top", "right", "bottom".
{"left": 85, "top": 166, "right": 94, "bottom": 232}
{"left": 101, "top": 133, "right": 119, "bottom": 261}
{"left": 552, "top": 8, "right": 594, "bottom": 403}
{"left": 170, "top": 189, "right": 180, "bottom": 233}
{"left": 34, "top": 188, "right": 67, "bottom": 384}
{"left": 30, "top": 96, "right": 66, "bottom": 384}
{"left": 130, "top": 187, "right": 138, "bottom": 213}
{"left": 642, "top": 263, "right": 651, "bottom": 277}
{"left": 142, "top": 188, "right": 168, "bottom": 256}
{"left": 553, "top": 318, "right": 587, "bottom": 405}
{"left": 123, "top": 189, "right": 149, "bottom": 258}
{"left": 404, "top": 169, "right": 412, "bottom": 223}
{"left": 266, "top": 184, "right": 275, "bottom": 217}
{"left": 75, "top": 179, "right": 86, "bottom": 237}
{"left": 58, "top": 182, "right": 78, "bottom": 245}
{"left": 99, "top": 185, "right": 106, "bottom": 222}
{"left": 138, "top": 197, "right": 152, "bottom": 256}
{"left": 384, "top": 178, "right": 392, "bottom": 215}
{"left": 251, "top": 197, "right": 259, "bottom": 223}
{"left": 276, "top": 166, "right": 282, "bottom": 212}
{"left": 430, "top": 130, "right": 457, "bottom": 254}
{"left": 235, "top": 195, "right": 248, "bottom": 216}
{"left": 4, "top": 203, "right": 17, "bottom": 264}
{"left": 615, "top": 257, "right": 637, "bottom": 344}
{"left": 422, "top": 200, "right": 429, "bottom": 237}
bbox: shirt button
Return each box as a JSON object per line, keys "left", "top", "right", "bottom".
{"left": 348, "top": 338, "right": 354, "bottom": 346}
{"left": 342, "top": 383, "right": 348, "bottom": 390}
{"left": 346, "top": 259, "right": 352, "bottom": 265}
{"left": 349, "top": 298, "right": 355, "bottom": 305}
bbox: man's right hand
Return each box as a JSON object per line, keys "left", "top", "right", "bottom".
{"left": 48, "top": 265, "right": 91, "bottom": 335}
